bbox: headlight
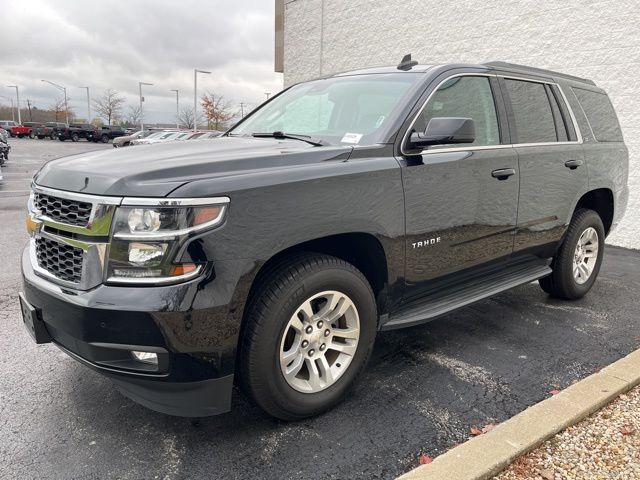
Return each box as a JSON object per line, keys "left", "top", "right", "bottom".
{"left": 106, "top": 198, "right": 228, "bottom": 284}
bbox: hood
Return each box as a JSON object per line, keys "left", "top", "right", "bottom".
{"left": 33, "top": 136, "right": 353, "bottom": 197}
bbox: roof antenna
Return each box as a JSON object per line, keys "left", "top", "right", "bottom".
{"left": 397, "top": 53, "right": 418, "bottom": 71}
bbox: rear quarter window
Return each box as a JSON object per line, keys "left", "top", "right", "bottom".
{"left": 572, "top": 88, "right": 623, "bottom": 142}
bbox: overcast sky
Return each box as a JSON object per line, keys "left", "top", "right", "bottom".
{"left": 1, "top": 0, "right": 282, "bottom": 124}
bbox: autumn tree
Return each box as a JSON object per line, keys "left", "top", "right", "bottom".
{"left": 201, "top": 91, "right": 234, "bottom": 130}
{"left": 93, "top": 89, "right": 125, "bottom": 125}
{"left": 49, "top": 97, "right": 74, "bottom": 122}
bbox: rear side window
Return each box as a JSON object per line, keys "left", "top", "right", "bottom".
{"left": 503, "top": 79, "right": 557, "bottom": 143}
{"left": 572, "top": 88, "right": 623, "bottom": 142}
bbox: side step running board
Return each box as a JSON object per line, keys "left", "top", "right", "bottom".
{"left": 382, "top": 263, "right": 551, "bottom": 330}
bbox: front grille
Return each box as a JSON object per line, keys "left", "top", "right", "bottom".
{"left": 34, "top": 192, "right": 92, "bottom": 227}
{"left": 35, "top": 237, "right": 83, "bottom": 283}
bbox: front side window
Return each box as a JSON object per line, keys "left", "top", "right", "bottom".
{"left": 504, "top": 79, "right": 558, "bottom": 143}
{"left": 414, "top": 76, "right": 500, "bottom": 148}
{"left": 230, "top": 73, "right": 421, "bottom": 146}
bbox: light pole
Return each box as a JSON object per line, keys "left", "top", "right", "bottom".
{"left": 41, "top": 80, "right": 68, "bottom": 125}
{"left": 79, "top": 87, "right": 90, "bottom": 122}
{"left": 170, "top": 89, "right": 179, "bottom": 129}
{"left": 194, "top": 68, "right": 210, "bottom": 132}
{"left": 139, "top": 81, "right": 153, "bottom": 131}
{"left": 6, "top": 85, "right": 21, "bottom": 124}
{"left": 0, "top": 95, "right": 14, "bottom": 122}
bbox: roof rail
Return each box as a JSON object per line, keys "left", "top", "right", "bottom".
{"left": 484, "top": 61, "right": 595, "bottom": 86}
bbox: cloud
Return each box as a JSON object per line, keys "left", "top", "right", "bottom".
{"left": 0, "top": 0, "right": 282, "bottom": 123}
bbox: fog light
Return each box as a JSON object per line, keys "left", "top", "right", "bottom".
{"left": 131, "top": 351, "right": 158, "bottom": 365}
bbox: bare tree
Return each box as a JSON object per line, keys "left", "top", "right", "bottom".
{"left": 178, "top": 106, "right": 202, "bottom": 129}
{"left": 201, "top": 91, "right": 234, "bottom": 130}
{"left": 93, "top": 89, "right": 126, "bottom": 125}
{"left": 49, "top": 97, "right": 73, "bottom": 122}
{"left": 125, "top": 105, "right": 142, "bottom": 127}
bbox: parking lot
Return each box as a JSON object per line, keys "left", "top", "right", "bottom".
{"left": 1, "top": 138, "right": 639, "bottom": 479}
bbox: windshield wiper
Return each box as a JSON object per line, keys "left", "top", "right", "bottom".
{"left": 252, "top": 131, "right": 328, "bottom": 147}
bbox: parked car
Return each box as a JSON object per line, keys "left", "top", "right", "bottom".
{"left": 95, "top": 125, "right": 127, "bottom": 143}
{"left": 34, "top": 122, "right": 66, "bottom": 140}
{"left": 130, "top": 130, "right": 179, "bottom": 145}
{"left": 192, "top": 131, "right": 223, "bottom": 140}
{"left": 0, "top": 120, "right": 17, "bottom": 134}
{"left": 57, "top": 123, "right": 98, "bottom": 142}
{"left": 20, "top": 60, "right": 628, "bottom": 420}
{"left": 22, "top": 122, "right": 44, "bottom": 139}
{"left": 0, "top": 139, "right": 9, "bottom": 165}
{"left": 9, "top": 124, "right": 30, "bottom": 138}
{"left": 113, "top": 130, "right": 154, "bottom": 148}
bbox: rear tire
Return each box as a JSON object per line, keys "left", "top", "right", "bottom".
{"left": 29, "top": 132, "right": 35, "bottom": 139}
{"left": 101, "top": 134, "right": 109, "bottom": 143}
{"left": 240, "top": 254, "right": 377, "bottom": 420}
{"left": 539, "top": 208, "right": 605, "bottom": 300}
{"left": 71, "top": 133, "right": 79, "bottom": 142}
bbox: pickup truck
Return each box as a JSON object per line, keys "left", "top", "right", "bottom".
{"left": 9, "top": 124, "right": 31, "bottom": 138}
{"left": 34, "top": 122, "right": 67, "bottom": 140}
{"left": 57, "top": 123, "right": 98, "bottom": 142}
{"left": 20, "top": 59, "right": 628, "bottom": 420}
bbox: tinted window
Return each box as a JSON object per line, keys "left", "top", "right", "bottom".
{"left": 572, "top": 88, "right": 623, "bottom": 142}
{"left": 546, "top": 86, "right": 568, "bottom": 142}
{"left": 504, "top": 79, "right": 557, "bottom": 143}
{"left": 415, "top": 76, "right": 500, "bottom": 147}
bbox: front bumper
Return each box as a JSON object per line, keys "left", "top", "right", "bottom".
{"left": 21, "top": 246, "right": 236, "bottom": 417}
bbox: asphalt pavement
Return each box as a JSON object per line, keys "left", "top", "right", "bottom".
{"left": 1, "top": 138, "right": 639, "bottom": 480}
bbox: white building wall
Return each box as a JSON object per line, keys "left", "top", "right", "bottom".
{"left": 283, "top": 0, "right": 640, "bottom": 249}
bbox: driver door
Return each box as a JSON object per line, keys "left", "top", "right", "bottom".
{"left": 400, "top": 74, "right": 519, "bottom": 297}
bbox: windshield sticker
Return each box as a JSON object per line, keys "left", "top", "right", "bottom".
{"left": 375, "top": 115, "right": 386, "bottom": 128}
{"left": 341, "top": 132, "right": 363, "bottom": 144}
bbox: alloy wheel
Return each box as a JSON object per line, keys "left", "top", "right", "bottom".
{"left": 279, "top": 290, "right": 360, "bottom": 393}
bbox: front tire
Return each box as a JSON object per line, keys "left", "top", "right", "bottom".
{"left": 240, "top": 254, "right": 377, "bottom": 420}
{"left": 539, "top": 208, "right": 605, "bottom": 300}
{"left": 71, "top": 133, "right": 79, "bottom": 142}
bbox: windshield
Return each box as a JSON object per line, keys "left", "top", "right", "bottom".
{"left": 230, "top": 73, "right": 420, "bottom": 146}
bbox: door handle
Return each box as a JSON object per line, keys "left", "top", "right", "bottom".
{"left": 491, "top": 168, "right": 516, "bottom": 180}
{"left": 564, "top": 159, "right": 583, "bottom": 170}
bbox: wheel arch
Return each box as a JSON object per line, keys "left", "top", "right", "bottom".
{"left": 575, "top": 188, "right": 614, "bottom": 236}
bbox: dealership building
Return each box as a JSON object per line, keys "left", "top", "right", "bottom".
{"left": 275, "top": 0, "right": 640, "bottom": 249}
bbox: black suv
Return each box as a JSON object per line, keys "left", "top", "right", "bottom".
{"left": 57, "top": 124, "right": 98, "bottom": 142}
{"left": 96, "top": 125, "right": 127, "bottom": 143}
{"left": 20, "top": 60, "right": 628, "bottom": 420}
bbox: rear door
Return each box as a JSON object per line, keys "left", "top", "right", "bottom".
{"left": 498, "top": 76, "right": 587, "bottom": 256}
{"left": 400, "top": 73, "right": 519, "bottom": 297}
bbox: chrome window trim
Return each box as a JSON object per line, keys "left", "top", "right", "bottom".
{"left": 400, "top": 72, "right": 583, "bottom": 156}
{"left": 121, "top": 196, "right": 230, "bottom": 206}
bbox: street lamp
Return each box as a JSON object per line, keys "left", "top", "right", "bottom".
{"left": 170, "top": 89, "right": 179, "bottom": 130}
{"left": 0, "top": 95, "right": 15, "bottom": 122}
{"left": 78, "top": 87, "right": 90, "bottom": 122}
{"left": 139, "top": 82, "right": 153, "bottom": 131}
{"left": 6, "top": 85, "right": 21, "bottom": 124}
{"left": 41, "top": 80, "right": 68, "bottom": 125}
{"left": 194, "top": 68, "right": 210, "bottom": 132}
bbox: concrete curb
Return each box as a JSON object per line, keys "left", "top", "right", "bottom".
{"left": 397, "top": 348, "right": 640, "bottom": 480}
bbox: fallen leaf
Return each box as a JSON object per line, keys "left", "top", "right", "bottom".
{"left": 540, "top": 468, "right": 554, "bottom": 480}
{"left": 549, "top": 389, "right": 561, "bottom": 396}
{"left": 419, "top": 453, "right": 433, "bottom": 465}
{"left": 470, "top": 427, "right": 483, "bottom": 436}
{"left": 620, "top": 426, "right": 635, "bottom": 436}
{"left": 482, "top": 423, "right": 497, "bottom": 434}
